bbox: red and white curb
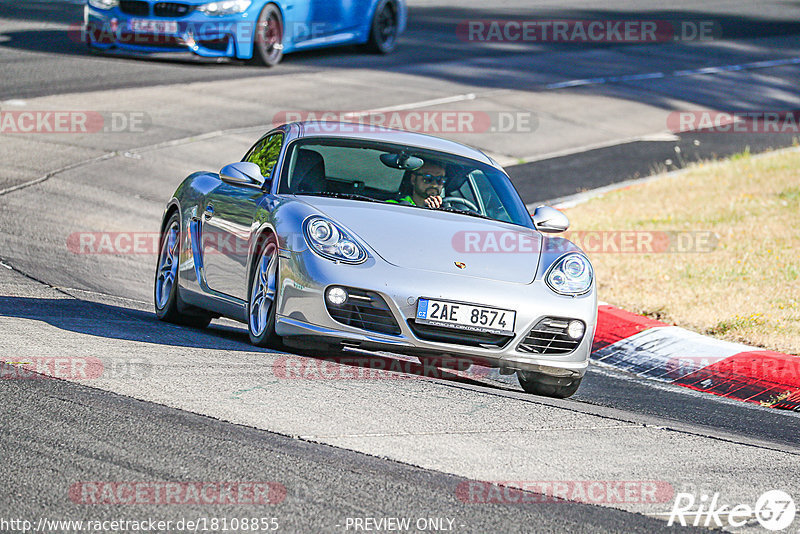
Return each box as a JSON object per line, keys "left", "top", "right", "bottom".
{"left": 592, "top": 305, "right": 800, "bottom": 411}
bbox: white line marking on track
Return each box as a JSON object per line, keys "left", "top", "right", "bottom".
{"left": 344, "top": 93, "right": 477, "bottom": 118}
{"left": 592, "top": 326, "right": 755, "bottom": 383}
{"left": 546, "top": 57, "right": 800, "bottom": 89}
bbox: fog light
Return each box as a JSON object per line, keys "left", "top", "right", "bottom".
{"left": 567, "top": 320, "right": 585, "bottom": 339}
{"left": 326, "top": 286, "right": 348, "bottom": 306}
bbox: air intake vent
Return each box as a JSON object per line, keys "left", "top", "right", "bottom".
{"left": 326, "top": 288, "right": 401, "bottom": 336}
{"left": 119, "top": 0, "right": 150, "bottom": 16}
{"left": 154, "top": 2, "right": 195, "bottom": 17}
{"left": 407, "top": 321, "right": 512, "bottom": 348}
{"left": 518, "top": 317, "right": 584, "bottom": 355}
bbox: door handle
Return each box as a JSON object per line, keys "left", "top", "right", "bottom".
{"left": 204, "top": 205, "right": 214, "bottom": 219}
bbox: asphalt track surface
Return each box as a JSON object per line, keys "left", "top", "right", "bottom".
{"left": 1, "top": 0, "right": 800, "bottom": 532}
{"left": 3, "top": 359, "right": 689, "bottom": 534}
{"left": 5, "top": 0, "right": 800, "bottom": 100}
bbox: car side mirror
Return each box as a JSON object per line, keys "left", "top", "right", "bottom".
{"left": 532, "top": 205, "right": 570, "bottom": 233}
{"left": 220, "top": 162, "right": 267, "bottom": 188}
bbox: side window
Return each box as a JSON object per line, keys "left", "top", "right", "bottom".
{"left": 471, "top": 170, "right": 511, "bottom": 222}
{"left": 245, "top": 133, "right": 284, "bottom": 179}
{"left": 455, "top": 176, "right": 479, "bottom": 206}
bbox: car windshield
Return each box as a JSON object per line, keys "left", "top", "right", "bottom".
{"left": 278, "top": 138, "right": 534, "bottom": 228}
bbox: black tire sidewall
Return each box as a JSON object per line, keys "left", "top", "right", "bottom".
{"left": 368, "top": 0, "right": 398, "bottom": 54}
{"left": 517, "top": 370, "right": 582, "bottom": 398}
{"left": 251, "top": 4, "right": 284, "bottom": 67}
{"left": 154, "top": 213, "right": 181, "bottom": 320}
{"left": 248, "top": 235, "right": 281, "bottom": 347}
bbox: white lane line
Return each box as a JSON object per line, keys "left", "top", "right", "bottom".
{"left": 592, "top": 326, "right": 753, "bottom": 382}
{"left": 0, "top": 92, "right": 484, "bottom": 197}
{"left": 548, "top": 77, "right": 608, "bottom": 89}
{"left": 546, "top": 56, "right": 800, "bottom": 89}
{"left": 344, "top": 93, "right": 477, "bottom": 117}
{"left": 617, "top": 72, "right": 666, "bottom": 82}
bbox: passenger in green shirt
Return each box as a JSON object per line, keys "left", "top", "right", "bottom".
{"left": 387, "top": 162, "right": 447, "bottom": 208}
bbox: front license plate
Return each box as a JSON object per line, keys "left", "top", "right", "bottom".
{"left": 415, "top": 298, "right": 516, "bottom": 336}
{"left": 129, "top": 19, "right": 179, "bottom": 34}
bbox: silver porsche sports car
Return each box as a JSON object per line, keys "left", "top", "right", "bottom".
{"left": 155, "top": 122, "right": 597, "bottom": 397}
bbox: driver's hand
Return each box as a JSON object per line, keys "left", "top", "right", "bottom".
{"left": 424, "top": 195, "right": 443, "bottom": 208}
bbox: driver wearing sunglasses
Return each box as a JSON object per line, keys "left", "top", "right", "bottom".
{"left": 388, "top": 162, "right": 447, "bottom": 208}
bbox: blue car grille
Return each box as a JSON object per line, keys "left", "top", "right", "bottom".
{"left": 518, "top": 317, "right": 584, "bottom": 355}
{"left": 326, "top": 288, "right": 401, "bottom": 336}
{"left": 154, "top": 2, "right": 196, "bottom": 17}
{"left": 119, "top": 0, "right": 150, "bottom": 16}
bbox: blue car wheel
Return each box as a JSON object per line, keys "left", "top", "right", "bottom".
{"left": 366, "top": 0, "right": 399, "bottom": 54}
{"left": 250, "top": 3, "right": 285, "bottom": 67}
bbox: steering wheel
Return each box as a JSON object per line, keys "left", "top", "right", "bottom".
{"left": 442, "top": 196, "right": 480, "bottom": 213}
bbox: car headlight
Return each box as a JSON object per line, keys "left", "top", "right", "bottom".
{"left": 303, "top": 217, "right": 367, "bottom": 264}
{"left": 546, "top": 253, "right": 593, "bottom": 295}
{"left": 197, "top": 0, "right": 252, "bottom": 16}
{"left": 88, "top": 0, "right": 119, "bottom": 9}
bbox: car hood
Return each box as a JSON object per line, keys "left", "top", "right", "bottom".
{"left": 297, "top": 196, "right": 541, "bottom": 284}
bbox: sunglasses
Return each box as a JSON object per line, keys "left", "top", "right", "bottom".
{"left": 412, "top": 172, "right": 446, "bottom": 186}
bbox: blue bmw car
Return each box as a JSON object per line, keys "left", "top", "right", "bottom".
{"left": 84, "top": 0, "right": 407, "bottom": 66}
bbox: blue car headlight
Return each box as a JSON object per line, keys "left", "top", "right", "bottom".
{"left": 546, "top": 253, "right": 593, "bottom": 295}
{"left": 88, "top": 0, "right": 118, "bottom": 9}
{"left": 197, "top": 0, "right": 252, "bottom": 16}
{"left": 304, "top": 217, "right": 367, "bottom": 264}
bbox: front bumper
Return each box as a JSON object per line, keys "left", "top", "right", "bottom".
{"left": 84, "top": 5, "right": 258, "bottom": 58}
{"left": 274, "top": 247, "right": 596, "bottom": 379}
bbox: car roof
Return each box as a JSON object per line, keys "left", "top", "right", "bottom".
{"left": 289, "top": 121, "right": 501, "bottom": 169}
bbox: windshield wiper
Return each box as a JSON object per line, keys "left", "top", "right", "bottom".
{"left": 296, "top": 191, "right": 381, "bottom": 203}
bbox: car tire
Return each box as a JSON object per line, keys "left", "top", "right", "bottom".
{"left": 154, "top": 213, "right": 213, "bottom": 329}
{"left": 247, "top": 234, "right": 283, "bottom": 348}
{"left": 364, "top": 0, "right": 399, "bottom": 54}
{"left": 249, "top": 4, "right": 284, "bottom": 67}
{"left": 516, "top": 370, "right": 582, "bottom": 398}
